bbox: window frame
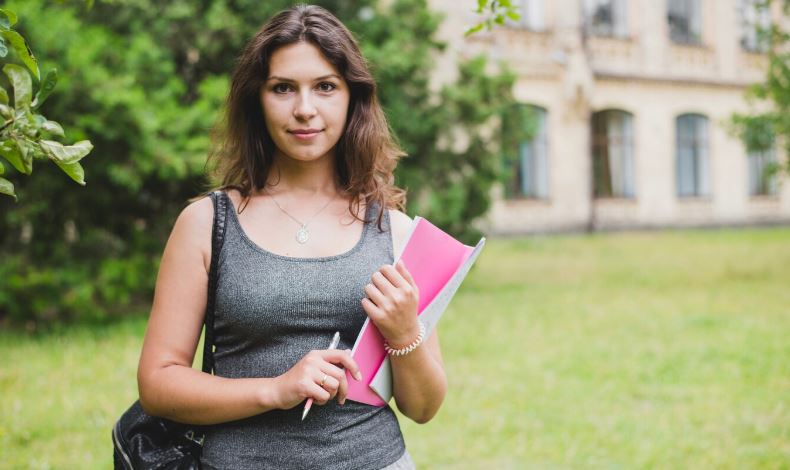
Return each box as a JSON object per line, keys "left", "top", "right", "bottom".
{"left": 675, "top": 113, "right": 710, "bottom": 198}
{"left": 667, "top": 0, "right": 703, "bottom": 45}
{"left": 748, "top": 146, "right": 779, "bottom": 196}
{"left": 506, "top": 0, "right": 546, "bottom": 32}
{"left": 505, "top": 104, "right": 550, "bottom": 200}
{"left": 739, "top": 0, "right": 772, "bottom": 53}
{"left": 584, "top": 0, "right": 629, "bottom": 39}
{"left": 591, "top": 109, "right": 636, "bottom": 199}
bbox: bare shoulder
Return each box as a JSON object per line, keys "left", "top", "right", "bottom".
{"left": 388, "top": 208, "right": 412, "bottom": 232}
{"left": 388, "top": 208, "right": 413, "bottom": 260}
{"left": 173, "top": 193, "right": 215, "bottom": 274}
{"left": 179, "top": 192, "right": 215, "bottom": 225}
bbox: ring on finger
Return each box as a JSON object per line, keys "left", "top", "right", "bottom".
{"left": 319, "top": 373, "right": 328, "bottom": 388}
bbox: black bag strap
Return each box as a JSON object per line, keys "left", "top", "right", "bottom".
{"left": 202, "top": 190, "right": 228, "bottom": 374}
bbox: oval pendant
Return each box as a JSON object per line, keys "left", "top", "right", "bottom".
{"left": 296, "top": 227, "right": 310, "bottom": 244}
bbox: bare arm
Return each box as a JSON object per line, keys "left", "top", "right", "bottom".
{"left": 137, "top": 195, "right": 361, "bottom": 425}
{"left": 389, "top": 327, "right": 446, "bottom": 424}
{"left": 360, "top": 210, "right": 447, "bottom": 424}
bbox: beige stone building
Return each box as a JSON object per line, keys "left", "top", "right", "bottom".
{"left": 429, "top": 0, "right": 790, "bottom": 234}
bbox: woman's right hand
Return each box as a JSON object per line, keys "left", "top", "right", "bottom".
{"left": 272, "top": 349, "right": 363, "bottom": 410}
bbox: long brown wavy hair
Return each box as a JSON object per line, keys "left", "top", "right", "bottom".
{"left": 196, "top": 4, "right": 407, "bottom": 230}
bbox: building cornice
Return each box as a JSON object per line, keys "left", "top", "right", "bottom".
{"left": 592, "top": 70, "right": 757, "bottom": 89}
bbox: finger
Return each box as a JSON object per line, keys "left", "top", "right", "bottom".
{"left": 319, "top": 363, "right": 348, "bottom": 405}
{"left": 336, "top": 370, "right": 348, "bottom": 405}
{"left": 318, "top": 363, "right": 345, "bottom": 390}
{"left": 361, "top": 297, "right": 385, "bottom": 323}
{"left": 364, "top": 282, "right": 388, "bottom": 308}
{"left": 318, "top": 373, "right": 340, "bottom": 400}
{"left": 396, "top": 260, "right": 417, "bottom": 289}
{"left": 371, "top": 270, "right": 398, "bottom": 296}
{"left": 307, "top": 380, "right": 332, "bottom": 405}
{"left": 380, "top": 264, "right": 408, "bottom": 289}
{"left": 318, "top": 361, "right": 346, "bottom": 379}
{"left": 322, "top": 349, "right": 363, "bottom": 381}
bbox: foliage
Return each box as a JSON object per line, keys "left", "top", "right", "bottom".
{"left": 359, "top": 0, "right": 531, "bottom": 241}
{"left": 465, "top": 0, "right": 521, "bottom": 36}
{"left": 0, "top": 7, "right": 93, "bottom": 201}
{"left": 730, "top": 0, "right": 790, "bottom": 179}
{"left": 0, "top": 0, "right": 527, "bottom": 327}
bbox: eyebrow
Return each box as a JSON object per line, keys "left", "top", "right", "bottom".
{"left": 266, "top": 74, "right": 341, "bottom": 82}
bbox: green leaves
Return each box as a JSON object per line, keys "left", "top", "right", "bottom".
{"left": 0, "top": 139, "right": 28, "bottom": 173}
{"left": 53, "top": 159, "right": 86, "bottom": 185}
{"left": 0, "top": 174, "right": 14, "bottom": 200}
{"left": 0, "top": 9, "right": 92, "bottom": 200}
{"left": 39, "top": 140, "right": 92, "bottom": 164}
{"left": 40, "top": 140, "right": 91, "bottom": 185}
{"left": 32, "top": 69, "right": 57, "bottom": 109}
{"left": 0, "top": 9, "right": 18, "bottom": 30}
{"left": 1, "top": 30, "right": 38, "bottom": 80}
{"left": 730, "top": 0, "right": 790, "bottom": 176}
{"left": 465, "top": 23, "right": 485, "bottom": 36}
{"left": 465, "top": 0, "right": 520, "bottom": 36}
{"left": 3, "top": 63, "right": 31, "bottom": 108}
{"left": 41, "top": 120, "right": 64, "bottom": 137}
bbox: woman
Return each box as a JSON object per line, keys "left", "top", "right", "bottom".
{"left": 136, "top": 5, "right": 447, "bottom": 469}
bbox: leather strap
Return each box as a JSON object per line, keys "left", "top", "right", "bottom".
{"left": 202, "top": 190, "right": 228, "bottom": 374}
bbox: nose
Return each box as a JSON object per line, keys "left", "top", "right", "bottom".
{"left": 293, "top": 90, "right": 317, "bottom": 120}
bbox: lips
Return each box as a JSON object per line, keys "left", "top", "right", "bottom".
{"left": 288, "top": 128, "right": 322, "bottom": 141}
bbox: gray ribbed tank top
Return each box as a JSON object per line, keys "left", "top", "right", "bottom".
{"left": 201, "top": 191, "right": 406, "bottom": 470}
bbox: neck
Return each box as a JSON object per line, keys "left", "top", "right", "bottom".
{"left": 264, "top": 151, "right": 343, "bottom": 199}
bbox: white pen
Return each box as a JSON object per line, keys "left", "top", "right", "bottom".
{"left": 302, "top": 331, "right": 341, "bottom": 421}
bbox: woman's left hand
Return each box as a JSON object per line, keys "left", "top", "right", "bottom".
{"left": 361, "top": 260, "right": 421, "bottom": 348}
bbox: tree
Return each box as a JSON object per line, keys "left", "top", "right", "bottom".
{"left": 0, "top": 0, "right": 527, "bottom": 327}
{"left": 730, "top": 0, "right": 790, "bottom": 180}
{"left": 0, "top": 7, "right": 93, "bottom": 201}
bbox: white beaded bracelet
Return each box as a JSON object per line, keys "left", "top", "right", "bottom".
{"left": 383, "top": 319, "right": 427, "bottom": 357}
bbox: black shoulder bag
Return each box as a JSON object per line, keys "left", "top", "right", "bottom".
{"left": 112, "top": 190, "right": 228, "bottom": 470}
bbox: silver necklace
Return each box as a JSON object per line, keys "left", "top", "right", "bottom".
{"left": 264, "top": 189, "right": 336, "bottom": 244}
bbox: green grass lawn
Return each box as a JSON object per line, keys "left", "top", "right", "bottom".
{"left": 2, "top": 227, "right": 789, "bottom": 469}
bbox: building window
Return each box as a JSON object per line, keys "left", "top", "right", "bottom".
{"left": 676, "top": 113, "right": 710, "bottom": 197}
{"left": 584, "top": 0, "right": 628, "bottom": 38}
{"left": 668, "top": 0, "right": 702, "bottom": 45}
{"left": 592, "top": 110, "right": 635, "bottom": 198}
{"left": 748, "top": 147, "right": 778, "bottom": 196}
{"left": 506, "top": 105, "right": 549, "bottom": 199}
{"left": 739, "top": 0, "right": 771, "bottom": 53}
{"left": 507, "top": 0, "right": 546, "bottom": 31}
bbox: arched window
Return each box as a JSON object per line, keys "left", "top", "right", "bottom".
{"left": 592, "top": 110, "right": 635, "bottom": 198}
{"left": 506, "top": 105, "right": 549, "bottom": 199}
{"left": 675, "top": 113, "right": 710, "bottom": 197}
{"left": 748, "top": 146, "right": 778, "bottom": 196}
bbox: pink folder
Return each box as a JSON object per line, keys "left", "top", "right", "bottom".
{"left": 346, "top": 216, "right": 485, "bottom": 406}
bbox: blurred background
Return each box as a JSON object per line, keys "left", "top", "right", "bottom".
{"left": 0, "top": 0, "right": 788, "bottom": 468}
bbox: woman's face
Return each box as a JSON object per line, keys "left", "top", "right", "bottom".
{"left": 261, "top": 41, "right": 350, "bottom": 166}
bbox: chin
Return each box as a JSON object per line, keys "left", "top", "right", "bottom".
{"left": 286, "top": 149, "right": 332, "bottom": 162}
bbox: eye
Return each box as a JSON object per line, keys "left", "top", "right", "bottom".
{"left": 272, "top": 83, "right": 292, "bottom": 94}
{"left": 317, "top": 82, "right": 337, "bottom": 92}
